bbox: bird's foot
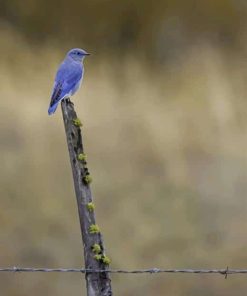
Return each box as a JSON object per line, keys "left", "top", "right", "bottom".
{"left": 68, "top": 98, "right": 74, "bottom": 106}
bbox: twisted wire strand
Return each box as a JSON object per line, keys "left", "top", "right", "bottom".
{"left": 0, "top": 267, "right": 246, "bottom": 277}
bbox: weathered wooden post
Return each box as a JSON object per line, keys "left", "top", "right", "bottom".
{"left": 61, "top": 99, "right": 112, "bottom": 296}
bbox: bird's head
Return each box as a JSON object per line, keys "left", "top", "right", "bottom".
{"left": 67, "top": 48, "right": 90, "bottom": 62}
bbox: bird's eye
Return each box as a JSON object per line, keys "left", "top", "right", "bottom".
{"left": 77, "top": 52, "right": 80, "bottom": 55}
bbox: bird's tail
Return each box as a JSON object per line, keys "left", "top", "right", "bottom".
{"left": 48, "top": 102, "right": 59, "bottom": 115}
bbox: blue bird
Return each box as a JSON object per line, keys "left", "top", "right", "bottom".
{"left": 48, "top": 48, "right": 90, "bottom": 115}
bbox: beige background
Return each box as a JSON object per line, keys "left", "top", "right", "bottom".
{"left": 1, "top": 1, "right": 247, "bottom": 295}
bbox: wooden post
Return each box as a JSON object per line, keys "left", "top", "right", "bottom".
{"left": 61, "top": 99, "right": 112, "bottom": 296}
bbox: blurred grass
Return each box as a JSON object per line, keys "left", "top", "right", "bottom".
{"left": 1, "top": 28, "right": 247, "bottom": 295}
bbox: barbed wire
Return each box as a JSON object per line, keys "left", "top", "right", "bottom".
{"left": 1, "top": 266, "right": 247, "bottom": 278}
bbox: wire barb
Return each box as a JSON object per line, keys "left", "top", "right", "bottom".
{"left": 224, "top": 266, "right": 229, "bottom": 279}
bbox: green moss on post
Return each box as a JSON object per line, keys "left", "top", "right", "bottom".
{"left": 89, "top": 224, "right": 100, "bottom": 234}
{"left": 93, "top": 254, "right": 111, "bottom": 265}
{"left": 92, "top": 243, "right": 101, "bottom": 254}
{"left": 94, "top": 254, "right": 102, "bottom": 261}
{"left": 78, "top": 153, "right": 87, "bottom": 161}
{"left": 101, "top": 255, "right": 111, "bottom": 265}
{"left": 87, "top": 202, "right": 95, "bottom": 212}
{"left": 83, "top": 175, "right": 93, "bottom": 184}
{"left": 73, "top": 118, "right": 82, "bottom": 127}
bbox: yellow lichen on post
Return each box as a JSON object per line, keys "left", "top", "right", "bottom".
{"left": 78, "top": 153, "right": 87, "bottom": 161}
{"left": 101, "top": 255, "right": 111, "bottom": 265}
{"left": 84, "top": 175, "right": 93, "bottom": 184}
{"left": 94, "top": 254, "right": 102, "bottom": 261}
{"left": 89, "top": 224, "right": 100, "bottom": 234}
{"left": 93, "top": 254, "right": 111, "bottom": 265}
{"left": 73, "top": 118, "right": 82, "bottom": 127}
{"left": 87, "top": 202, "right": 95, "bottom": 212}
{"left": 92, "top": 243, "right": 101, "bottom": 254}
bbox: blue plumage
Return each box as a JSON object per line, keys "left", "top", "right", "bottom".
{"left": 48, "top": 48, "right": 90, "bottom": 115}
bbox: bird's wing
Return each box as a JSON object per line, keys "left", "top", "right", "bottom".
{"left": 49, "top": 59, "right": 82, "bottom": 108}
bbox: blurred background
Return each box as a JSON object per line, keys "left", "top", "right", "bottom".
{"left": 1, "top": 0, "right": 247, "bottom": 295}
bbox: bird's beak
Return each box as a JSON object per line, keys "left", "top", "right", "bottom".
{"left": 85, "top": 52, "right": 90, "bottom": 56}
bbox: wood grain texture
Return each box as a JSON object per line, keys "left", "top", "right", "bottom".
{"left": 61, "top": 99, "right": 112, "bottom": 296}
